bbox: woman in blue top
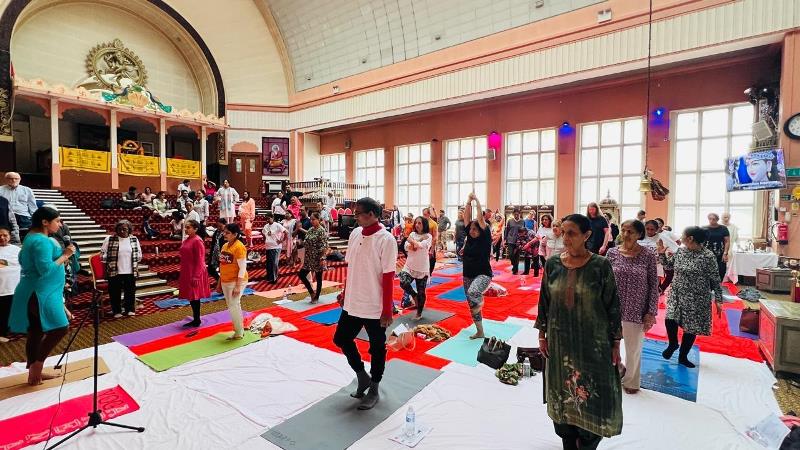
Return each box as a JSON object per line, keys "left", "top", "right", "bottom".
{"left": 9, "top": 206, "right": 75, "bottom": 385}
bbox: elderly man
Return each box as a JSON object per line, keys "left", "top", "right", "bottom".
{"left": 0, "top": 172, "right": 36, "bottom": 241}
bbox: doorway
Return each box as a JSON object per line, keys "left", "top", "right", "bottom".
{"left": 228, "top": 153, "right": 261, "bottom": 197}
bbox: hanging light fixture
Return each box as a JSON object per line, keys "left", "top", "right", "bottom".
{"left": 639, "top": 0, "right": 654, "bottom": 194}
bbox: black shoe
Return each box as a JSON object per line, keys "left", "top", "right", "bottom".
{"left": 357, "top": 381, "right": 380, "bottom": 410}
{"left": 182, "top": 320, "right": 201, "bottom": 328}
{"left": 662, "top": 344, "right": 678, "bottom": 360}
{"left": 350, "top": 370, "right": 371, "bottom": 399}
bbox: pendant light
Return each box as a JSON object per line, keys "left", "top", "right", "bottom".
{"left": 639, "top": 0, "right": 654, "bottom": 193}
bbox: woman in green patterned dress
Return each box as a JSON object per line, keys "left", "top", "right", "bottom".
{"left": 535, "top": 214, "right": 623, "bottom": 450}
{"left": 298, "top": 212, "right": 328, "bottom": 303}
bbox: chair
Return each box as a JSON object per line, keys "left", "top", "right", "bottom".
{"left": 88, "top": 253, "right": 109, "bottom": 310}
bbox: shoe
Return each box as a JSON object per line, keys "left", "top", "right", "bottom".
{"left": 358, "top": 381, "right": 380, "bottom": 410}
{"left": 0, "top": 336, "right": 9, "bottom": 343}
{"left": 113, "top": 313, "right": 123, "bottom": 319}
{"left": 350, "top": 370, "right": 371, "bottom": 399}
{"left": 126, "top": 311, "right": 136, "bottom": 317}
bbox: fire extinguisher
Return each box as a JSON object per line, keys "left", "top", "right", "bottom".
{"left": 777, "top": 221, "right": 789, "bottom": 245}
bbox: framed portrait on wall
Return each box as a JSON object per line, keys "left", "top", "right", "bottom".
{"left": 262, "top": 137, "right": 289, "bottom": 177}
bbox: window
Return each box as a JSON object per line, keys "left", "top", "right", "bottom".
{"left": 445, "top": 136, "right": 488, "bottom": 221}
{"left": 396, "top": 143, "right": 431, "bottom": 217}
{"left": 672, "top": 104, "right": 755, "bottom": 239}
{"left": 355, "top": 149, "right": 384, "bottom": 202}
{"left": 321, "top": 153, "right": 346, "bottom": 183}
{"left": 505, "top": 128, "right": 557, "bottom": 206}
{"left": 579, "top": 118, "right": 644, "bottom": 220}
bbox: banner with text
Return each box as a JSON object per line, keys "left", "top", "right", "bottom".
{"left": 59, "top": 147, "right": 110, "bottom": 173}
{"left": 118, "top": 153, "right": 159, "bottom": 176}
{"left": 166, "top": 158, "right": 200, "bottom": 179}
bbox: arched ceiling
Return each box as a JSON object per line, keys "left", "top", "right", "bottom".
{"left": 264, "top": 0, "right": 604, "bottom": 92}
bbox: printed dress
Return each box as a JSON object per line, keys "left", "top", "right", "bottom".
{"left": 659, "top": 247, "right": 723, "bottom": 336}
{"left": 535, "top": 254, "right": 623, "bottom": 438}
{"left": 302, "top": 226, "right": 328, "bottom": 273}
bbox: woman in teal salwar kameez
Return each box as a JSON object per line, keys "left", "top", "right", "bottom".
{"left": 535, "top": 214, "right": 623, "bottom": 450}
{"left": 9, "top": 207, "right": 75, "bottom": 385}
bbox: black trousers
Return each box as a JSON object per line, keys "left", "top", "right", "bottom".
{"left": 25, "top": 293, "right": 68, "bottom": 366}
{"left": 523, "top": 255, "right": 540, "bottom": 276}
{"left": 659, "top": 269, "right": 674, "bottom": 293}
{"left": 108, "top": 274, "right": 136, "bottom": 314}
{"left": 0, "top": 294, "right": 11, "bottom": 336}
{"left": 400, "top": 275, "right": 428, "bottom": 315}
{"left": 493, "top": 241, "right": 503, "bottom": 261}
{"left": 429, "top": 253, "right": 436, "bottom": 275}
{"left": 553, "top": 422, "right": 602, "bottom": 450}
{"left": 208, "top": 262, "right": 220, "bottom": 281}
{"left": 665, "top": 318, "right": 697, "bottom": 359}
{"left": 333, "top": 310, "right": 387, "bottom": 383}
{"left": 715, "top": 256, "right": 727, "bottom": 281}
{"left": 507, "top": 243, "right": 521, "bottom": 273}
{"left": 298, "top": 268, "right": 323, "bottom": 297}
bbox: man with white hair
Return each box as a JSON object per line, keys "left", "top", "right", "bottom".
{"left": 0, "top": 172, "right": 36, "bottom": 241}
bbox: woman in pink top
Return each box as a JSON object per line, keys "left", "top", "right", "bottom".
{"left": 239, "top": 190, "right": 256, "bottom": 246}
{"left": 287, "top": 196, "right": 302, "bottom": 219}
{"left": 179, "top": 219, "right": 211, "bottom": 327}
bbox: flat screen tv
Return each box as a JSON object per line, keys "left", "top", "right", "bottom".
{"left": 726, "top": 148, "right": 787, "bottom": 192}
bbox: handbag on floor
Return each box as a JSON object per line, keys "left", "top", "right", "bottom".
{"left": 740, "top": 308, "right": 760, "bottom": 335}
{"left": 516, "top": 347, "right": 545, "bottom": 372}
{"left": 477, "top": 336, "right": 511, "bottom": 369}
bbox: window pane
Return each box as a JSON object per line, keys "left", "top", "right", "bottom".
{"left": 398, "top": 186, "right": 408, "bottom": 205}
{"left": 582, "top": 124, "right": 599, "bottom": 147}
{"left": 523, "top": 132, "right": 539, "bottom": 153}
{"left": 409, "top": 185, "right": 419, "bottom": 206}
{"left": 522, "top": 180, "right": 538, "bottom": 205}
{"left": 674, "top": 173, "right": 697, "bottom": 203}
{"left": 622, "top": 145, "right": 642, "bottom": 174}
{"left": 376, "top": 151, "right": 384, "bottom": 166}
{"left": 699, "top": 172, "right": 726, "bottom": 205}
{"left": 447, "top": 185, "right": 459, "bottom": 205}
{"left": 474, "top": 158, "right": 487, "bottom": 181}
{"left": 447, "top": 161, "right": 459, "bottom": 182}
{"left": 447, "top": 141, "right": 459, "bottom": 159}
{"left": 541, "top": 129, "right": 556, "bottom": 151}
{"left": 624, "top": 119, "right": 643, "bottom": 144}
{"left": 356, "top": 152, "right": 366, "bottom": 166}
{"left": 621, "top": 207, "right": 640, "bottom": 222}
{"left": 409, "top": 145, "right": 420, "bottom": 162}
{"left": 507, "top": 155, "right": 521, "bottom": 179}
{"left": 421, "top": 144, "right": 431, "bottom": 161}
{"left": 507, "top": 182, "right": 521, "bottom": 205}
{"left": 674, "top": 207, "right": 696, "bottom": 234}
{"left": 366, "top": 151, "right": 375, "bottom": 167}
{"left": 702, "top": 108, "right": 729, "bottom": 137}
{"left": 540, "top": 153, "right": 555, "bottom": 178}
{"left": 677, "top": 112, "right": 699, "bottom": 139}
{"left": 474, "top": 183, "right": 486, "bottom": 202}
{"left": 699, "top": 205, "right": 724, "bottom": 224}
{"left": 700, "top": 138, "right": 728, "bottom": 171}
{"left": 732, "top": 105, "right": 754, "bottom": 135}
{"left": 323, "top": 157, "right": 331, "bottom": 170}
{"left": 522, "top": 154, "right": 538, "bottom": 178}
{"left": 580, "top": 178, "right": 597, "bottom": 206}
{"left": 409, "top": 164, "right": 419, "bottom": 184}
{"left": 601, "top": 121, "right": 622, "bottom": 145}
{"left": 398, "top": 165, "right": 408, "bottom": 184}
{"left": 420, "top": 163, "right": 430, "bottom": 183}
{"left": 475, "top": 138, "right": 487, "bottom": 157}
{"left": 338, "top": 154, "right": 345, "bottom": 167}
{"left": 376, "top": 168, "right": 384, "bottom": 186}
{"left": 600, "top": 147, "right": 620, "bottom": 175}
{"left": 460, "top": 159, "right": 473, "bottom": 179}
{"left": 420, "top": 185, "right": 430, "bottom": 206}
{"left": 581, "top": 149, "right": 598, "bottom": 176}
{"left": 729, "top": 189, "right": 754, "bottom": 205}
{"left": 731, "top": 135, "right": 752, "bottom": 157}
{"left": 461, "top": 139, "right": 474, "bottom": 158}
{"left": 459, "top": 183, "right": 471, "bottom": 202}
{"left": 621, "top": 176, "right": 640, "bottom": 204}
{"left": 675, "top": 141, "right": 698, "bottom": 172}
{"left": 540, "top": 180, "right": 555, "bottom": 205}
{"left": 507, "top": 133, "right": 521, "bottom": 154}
{"left": 398, "top": 147, "right": 408, "bottom": 164}
{"left": 375, "top": 187, "right": 383, "bottom": 202}
{"left": 598, "top": 177, "right": 619, "bottom": 203}
{"left": 729, "top": 206, "right": 753, "bottom": 238}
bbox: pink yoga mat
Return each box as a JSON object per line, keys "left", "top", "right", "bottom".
{"left": 113, "top": 310, "right": 254, "bottom": 347}
{"left": 0, "top": 385, "right": 139, "bottom": 450}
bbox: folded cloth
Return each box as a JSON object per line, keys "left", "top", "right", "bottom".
{"left": 248, "top": 313, "right": 298, "bottom": 336}
{"left": 496, "top": 363, "right": 523, "bottom": 385}
{"left": 413, "top": 324, "right": 452, "bottom": 342}
{"left": 485, "top": 282, "right": 508, "bottom": 297}
{"left": 737, "top": 287, "right": 762, "bottom": 302}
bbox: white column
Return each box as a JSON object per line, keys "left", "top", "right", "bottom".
{"left": 159, "top": 118, "right": 167, "bottom": 191}
{"left": 201, "top": 126, "right": 207, "bottom": 178}
{"left": 50, "top": 99, "right": 60, "bottom": 187}
{"left": 110, "top": 109, "right": 118, "bottom": 189}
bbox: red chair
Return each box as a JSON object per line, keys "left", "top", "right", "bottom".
{"left": 88, "top": 253, "right": 108, "bottom": 310}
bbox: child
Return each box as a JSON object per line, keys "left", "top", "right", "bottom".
{"left": 519, "top": 227, "right": 540, "bottom": 277}
{"left": 169, "top": 211, "right": 185, "bottom": 241}
{"left": 399, "top": 217, "right": 433, "bottom": 319}
{"left": 142, "top": 208, "right": 159, "bottom": 240}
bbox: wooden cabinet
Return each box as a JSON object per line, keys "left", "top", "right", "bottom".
{"left": 759, "top": 300, "right": 800, "bottom": 374}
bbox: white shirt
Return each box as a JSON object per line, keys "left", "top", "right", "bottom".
{"left": 177, "top": 183, "right": 191, "bottom": 193}
{"left": 638, "top": 234, "right": 660, "bottom": 248}
{"left": 545, "top": 236, "right": 565, "bottom": 258}
{"left": 325, "top": 195, "right": 337, "bottom": 210}
{"left": 0, "top": 184, "right": 37, "bottom": 217}
{"left": 101, "top": 236, "right": 133, "bottom": 275}
{"left": 344, "top": 226, "right": 398, "bottom": 319}
{"left": 536, "top": 226, "right": 554, "bottom": 241}
{"left": 403, "top": 232, "right": 432, "bottom": 278}
{"left": 193, "top": 199, "right": 209, "bottom": 221}
{"left": 263, "top": 222, "right": 287, "bottom": 250}
{"left": 271, "top": 197, "right": 286, "bottom": 215}
{"left": 0, "top": 244, "right": 21, "bottom": 296}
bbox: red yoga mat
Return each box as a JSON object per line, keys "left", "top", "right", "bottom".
{"left": 0, "top": 385, "right": 139, "bottom": 450}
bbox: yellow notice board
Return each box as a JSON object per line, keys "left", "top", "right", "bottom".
{"left": 166, "top": 158, "right": 200, "bottom": 178}
{"left": 59, "top": 147, "right": 110, "bottom": 173}
{"left": 118, "top": 153, "right": 159, "bottom": 176}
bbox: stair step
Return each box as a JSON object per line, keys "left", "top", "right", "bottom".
{"left": 68, "top": 224, "right": 104, "bottom": 229}
{"left": 135, "top": 285, "right": 175, "bottom": 298}
{"left": 136, "top": 278, "right": 167, "bottom": 288}
{"left": 69, "top": 229, "right": 107, "bottom": 236}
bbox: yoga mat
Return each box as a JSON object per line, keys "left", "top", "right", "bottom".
{"left": 0, "top": 357, "right": 110, "bottom": 401}
{"left": 427, "top": 320, "right": 523, "bottom": 367}
{"left": 640, "top": 338, "right": 700, "bottom": 402}
{"left": 137, "top": 332, "right": 260, "bottom": 372}
{"left": 304, "top": 307, "right": 342, "bottom": 325}
{"left": 0, "top": 385, "right": 139, "bottom": 450}
{"left": 261, "top": 359, "right": 441, "bottom": 450}
{"left": 725, "top": 309, "right": 759, "bottom": 340}
{"left": 356, "top": 308, "right": 455, "bottom": 341}
{"left": 256, "top": 281, "right": 341, "bottom": 298}
{"left": 113, "top": 309, "right": 254, "bottom": 347}
{"left": 437, "top": 286, "right": 467, "bottom": 301}
{"left": 434, "top": 267, "right": 463, "bottom": 276}
{"left": 154, "top": 288, "right": 255, "bottom": 308}
{"left": 428, "top": 276, "right": 451, "bottom": 286}
{"left": 281, "top": 292, "right": 340, "bottom": 312}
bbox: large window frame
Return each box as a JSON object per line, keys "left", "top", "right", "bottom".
{"left": 503, "top": 128, "right": 557, "bottom": 207}
{"left": 354, "top": 148, "right": 385, "bottom": 202}
{"left": 320, "top": 153, "right": 346, "bottom": 183}
{"left": 396, "top": 143, "right": 431, "bottom": 217}
{"left": 444, "top": 136, "right": 488, "bottom": 221}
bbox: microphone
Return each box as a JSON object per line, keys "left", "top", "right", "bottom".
{"left": 62, "top": 235, "right": 71, "bottom": 247}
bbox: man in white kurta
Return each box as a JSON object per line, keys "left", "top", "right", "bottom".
{"left": 215, "top": 180, "right": 239, "bottom": 223}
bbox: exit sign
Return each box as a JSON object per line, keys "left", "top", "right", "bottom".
{"left": 787, "top": 167, "right": 800, "bottom": 177}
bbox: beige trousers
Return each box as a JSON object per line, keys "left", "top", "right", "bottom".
{"left": 621, "top": 321, "right": 644, "bottom": 390}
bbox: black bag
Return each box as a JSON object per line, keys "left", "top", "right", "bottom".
{"left": 477, "top": 336, "right": 511, "bottom": 369}
{"left": 516, "top": 347, "right": 545, "bottom": 372}
{"left": 100, "top": 198, "right": 116, "bottom": 209}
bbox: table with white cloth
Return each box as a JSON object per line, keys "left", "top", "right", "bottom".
{"left": 725, "top": 251, "right": 779, "bottom": 284}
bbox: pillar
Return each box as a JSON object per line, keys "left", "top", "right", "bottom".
{"left": 50, "top": 99, "right": 60, "bottom": 188}
{"left": 110, "top": 109, "right": 118, "bottom": 190}
{"left": 201, "top": 126, "right": 207, "bottom": 179}
{"left": 159, "top": 118, "right": 167, "bottom": 192}
{"left": 777, "top": 31, "right": 800, "bottom": 256}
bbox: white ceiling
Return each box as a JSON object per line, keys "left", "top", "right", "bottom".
{"left": 265, "top": 0, "right": 604, "bottom": 91}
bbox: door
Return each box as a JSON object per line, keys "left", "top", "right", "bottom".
{"left": 229, "top": 153, "right": 261, "bottom": 197}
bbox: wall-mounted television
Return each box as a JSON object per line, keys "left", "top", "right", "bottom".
{"left": 726, "top": 148, "right": 786, "bottom": 192}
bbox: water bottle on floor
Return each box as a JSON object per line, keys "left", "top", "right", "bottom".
{"left": 282, "top": 289, "right": 289, "bottom": 303}
{"left": 404, "top": 405, "right": 416, "bottom": 437}
{"left": 522, "top": 357, "right": 531, "bottom": 378}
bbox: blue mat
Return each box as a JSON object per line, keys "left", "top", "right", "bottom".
{"left": 640, "top": 338, "right": 700, "bottom": 402}
{"left": 427, "top": 320, "right": 522, "bottom": 366}
{"left": 154, "top": 288, "right": 255, "bottom": 309}
{"left": 428, "top": 276, "right": 451, "bottom": 286}
{"left": 725, "top": 309, "right": 759, "bottom": 340}
{"left": 435, "top": 267, "right": 463, "bottom": 276}
{"left": 304, "top": 307, "right": 342, "bottom": 325}
{"left": 437, "top": 286, "right": 467, "bottom": 301}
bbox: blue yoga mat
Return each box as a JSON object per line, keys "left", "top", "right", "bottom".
{"left": 437, "top": 286, "right": 467, "bottom": 301}
{"left": 304, "top": 307, "right": 342, "bottom": 325}
{"left": 435, "top": 267, "right": 463, "bottom": 276}
{"left": 428, "top": 276, "right": 451, "bottom": 286}
{"left": 640, "top": 338, "right": 700, "bottom": 402}
{"left": 725, "top": 309, "right": 759, "bottom": 340}
{"left": 154, "top": 288, "right": 255, "bottom": 309}
{"left": 427, "top": 320, "right": 522, "bottom": 366}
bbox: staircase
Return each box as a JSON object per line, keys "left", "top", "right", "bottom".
{"left": 32, "top": 189, "right": 175, "bottom": 298}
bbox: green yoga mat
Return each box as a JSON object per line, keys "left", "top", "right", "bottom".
{"left": 262, "top": 359, "right": 440, "bottom": 450}
{"left": 426, "top": 320, "right": 522, "bottom": 367}
{"left": 137, "top": 332, "right": 260, "bottom": 371}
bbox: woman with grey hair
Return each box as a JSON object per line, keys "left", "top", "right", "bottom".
{"left": 100, "top": 220, "right": 142, "bottom": 318}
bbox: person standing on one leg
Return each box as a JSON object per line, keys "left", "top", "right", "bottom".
{"left": 504, "top": 208, "right": 525, "bottom": 275}
{"left": 333, "top": 197, "right": 397, "bottom": 410}
{"left": 262, "top": 213, "right": 287, "bottom": 284}
{"left": 179, "top": 220, "right": 211, "bottom": 327}
{"left": 423, "top": 207, "right": 438, "bottom": 275}
{"left": 461, "top": 193, "right": 493, "bottom": 340}
{"left": 454, "top": 210, "right": 466, "bottom": 262}
{"left": 217, "top": 224, "right": 248, "bottom": 340}
{"left": 657, "top": 227, "right": 723, "bottom": 368}
{"left": 399, "top": 217, "right": 432, "bottom": 319}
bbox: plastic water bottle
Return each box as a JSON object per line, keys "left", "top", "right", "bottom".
{"left": 404, "top": 405, "right": 416, "bottom": 437}
{"left": 522, "top": 357, "right": 532, "bottom": 378}
{"left": 155, "top": 246, "right": 159, "bottom": 256}
{"left": 282, "top": 289, "right": 289, "bottom": 303}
